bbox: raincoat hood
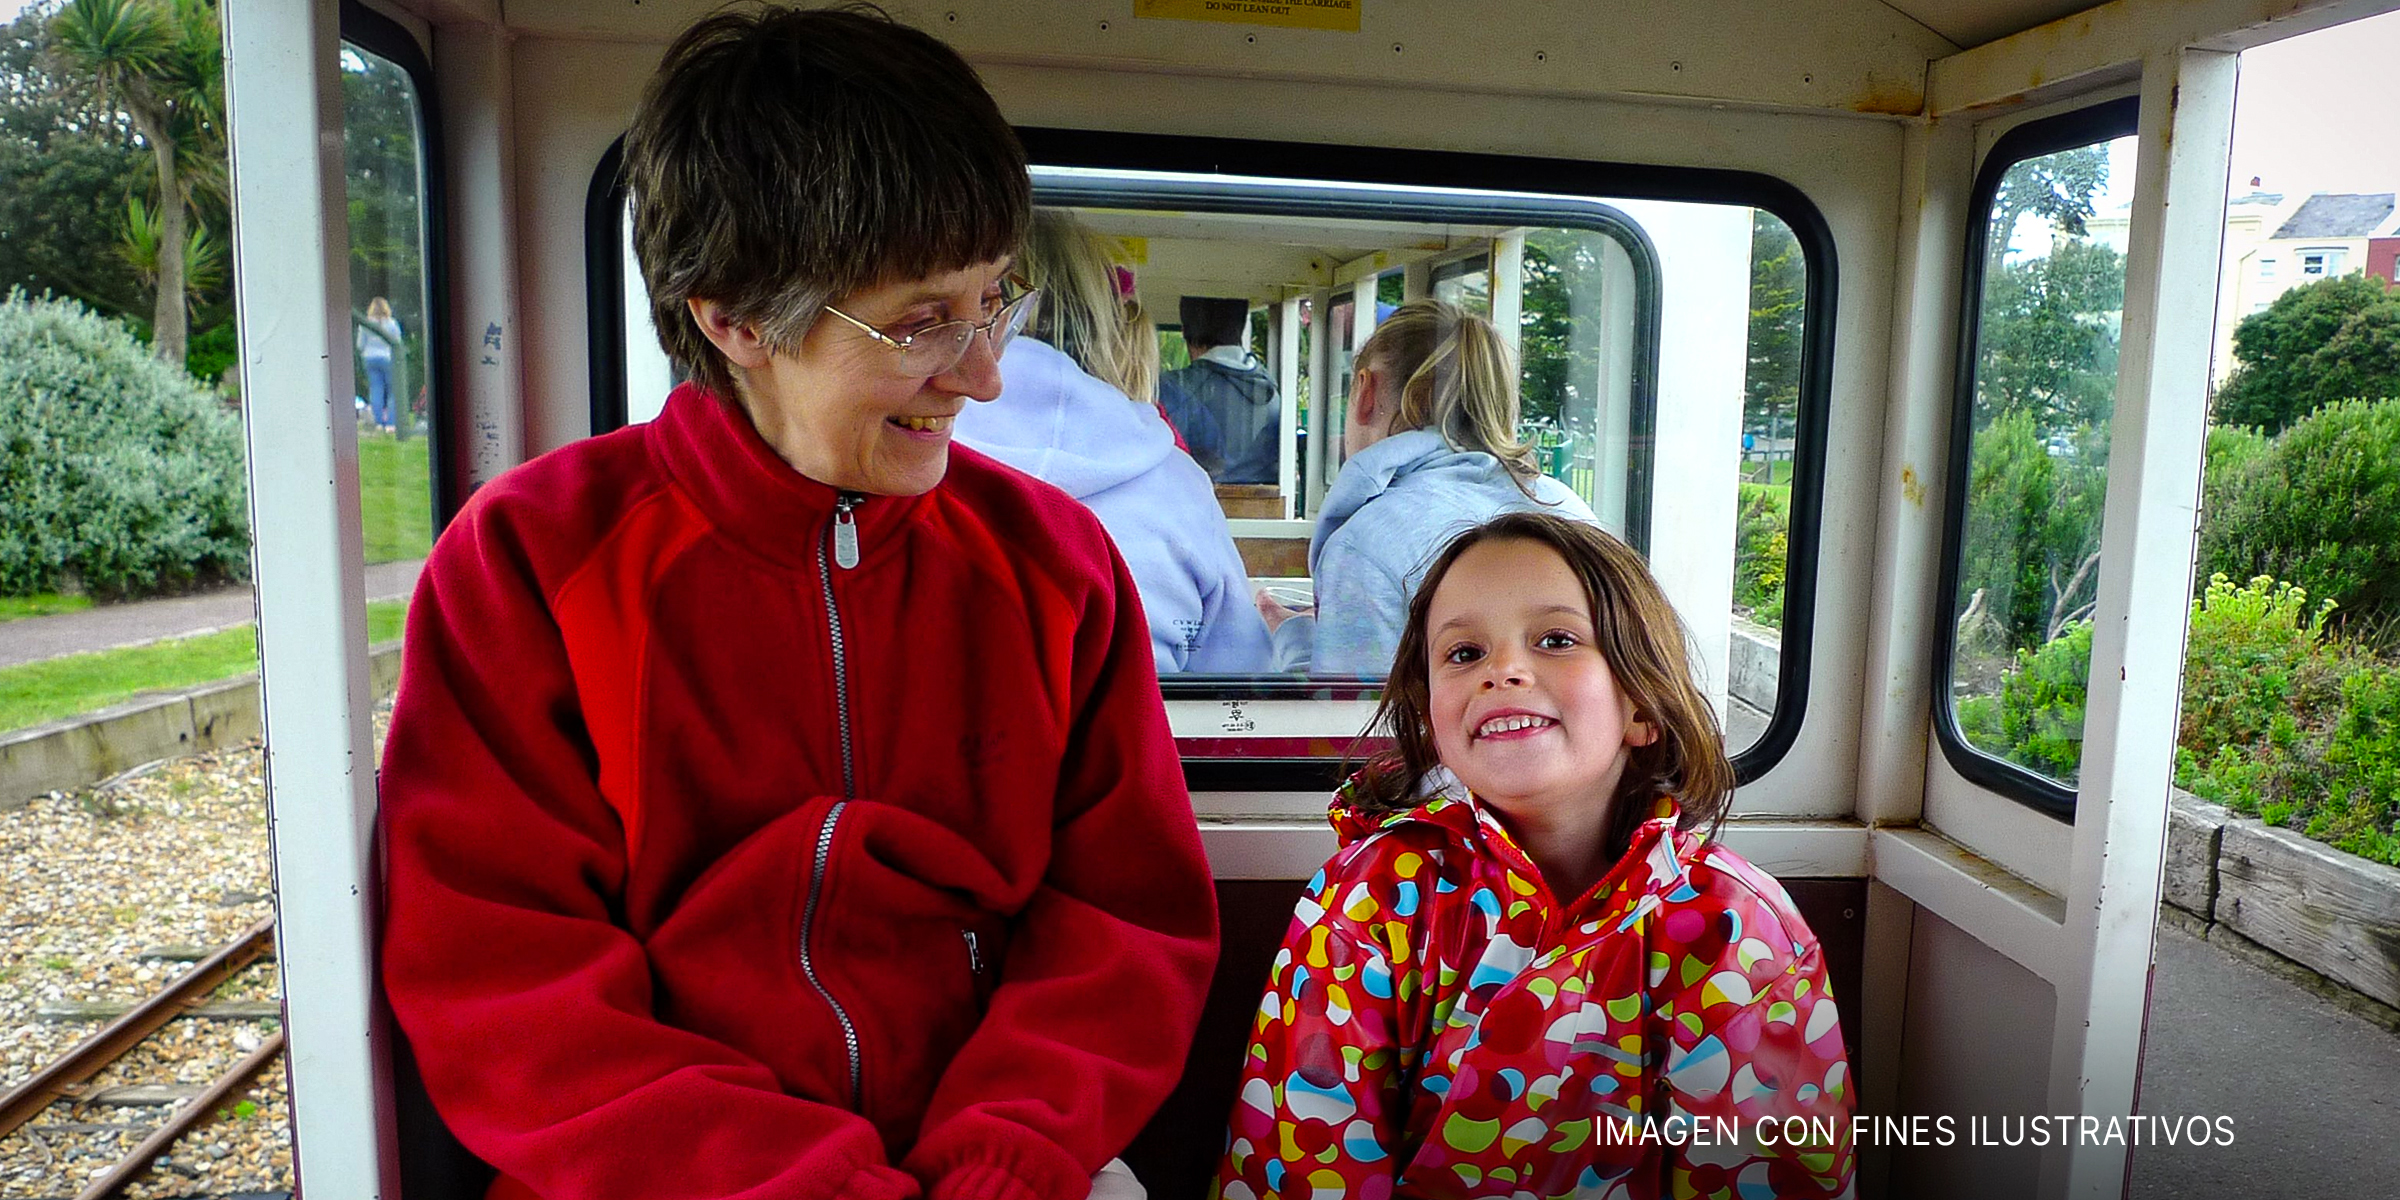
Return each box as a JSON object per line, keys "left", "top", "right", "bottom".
{"left": 957, "top": 337, "right": 1178, "bottom": 499}
{"left": 1308, "top": 428, "right": 1550, "bottom": 574}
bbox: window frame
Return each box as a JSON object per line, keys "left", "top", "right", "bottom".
{"left": 582, "top": 127, "right": 1840, "bottom": 794}
{"left": 337, "top": 0, "right": 457, "bottom": 529}
{"left": 1930, "top": 96, "right": 2141, "bottom": 820}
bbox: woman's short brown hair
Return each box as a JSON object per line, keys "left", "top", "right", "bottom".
{"left": 623, "top": 3, "right": 1031, "bottom": 402}
{"left": 1350, "top": 510, "right": 1737, "bottom": 859}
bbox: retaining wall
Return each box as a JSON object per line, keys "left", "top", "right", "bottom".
{"left": 2167, "top": 788, "right": 2400, "bottom": 1013}
{"left": 1728, "top": 617, "right": 1780, "bottom": 713}
{"left": 1, "top": 640, "right": 402, "bottom": 809}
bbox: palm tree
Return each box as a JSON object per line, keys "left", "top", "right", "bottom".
{"left": 50, "top": 0, "right": 224, "bottom": 367}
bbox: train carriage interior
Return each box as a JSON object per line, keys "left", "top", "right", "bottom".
{"left": 211, "top": 0, "right": 2400, "bottom": 1197}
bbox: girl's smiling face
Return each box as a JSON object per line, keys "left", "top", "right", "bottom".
{"left": 1425, "top": 537, "right": 1657, "bottom": 831}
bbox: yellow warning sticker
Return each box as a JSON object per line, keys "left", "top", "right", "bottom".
{"left": 1111, "top": 235, "right": 1149, "bottom": 265}
{"left": 1133, "top": 0, "right": 1361, "bottom": 33}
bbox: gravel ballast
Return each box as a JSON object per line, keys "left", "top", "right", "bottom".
{"left": 1, "top": 740, "right": 294, "bottom": 1199}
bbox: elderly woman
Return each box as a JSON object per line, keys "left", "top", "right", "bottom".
{"left": 1262, "top": 299, "right": 1599, "bottom": 674}
{"left": 377, "top": 10, "right": 1216, "bottom": 1200}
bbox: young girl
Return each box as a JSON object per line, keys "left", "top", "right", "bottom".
{"left": 1216, "top": 511, "right": 1854, "bottom": 1200}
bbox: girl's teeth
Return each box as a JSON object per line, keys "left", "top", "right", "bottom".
{"left": 893, "top": 415, "right": 952, "bottom": 432}
{"left": 1478, "top": 714, "right": 1554, "bottom": 737}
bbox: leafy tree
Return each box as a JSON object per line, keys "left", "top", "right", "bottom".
{"left": 2213, "top": 273, "right": 2400, "bottom": 434}
{"left": 1744, "top": 211, "right": 1804, "bottom": 445}
{"left": 1973, "top": 237, "right": 2125, "bottom": 428}
{"left": 1517, "top": 229, "right": 1611, "bottom": 431}
{"left": 1956, "top": 409, "right": 2108, "bottom": 656}
{"left": 1983, "top": 143, "right": 2108, "bottom": 272}
{"left": 0, "top": 2, "right": 153, "bottom": 322}
{"left": 48, "top": 0, "right": 225, "bottom": 368}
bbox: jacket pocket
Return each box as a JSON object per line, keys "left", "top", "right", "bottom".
{"left": 806, "top": 800, "right": 1015, "bottom": 1148}
{"left": 642, "top": 797, "right": 852, "bottom": 1105}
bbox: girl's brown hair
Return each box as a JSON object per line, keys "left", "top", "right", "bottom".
{"left": 1350, "top": 510, "right": 1736, "bottom": 859}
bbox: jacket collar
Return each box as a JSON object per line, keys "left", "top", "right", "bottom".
{"left": 1329, "top": 766, "right": 1696, "bottom": 915}
{"left": 647, "top": 381, "right": 932, "bottom": 571}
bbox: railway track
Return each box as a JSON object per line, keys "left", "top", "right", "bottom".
{"left": 0, "top": 918, "right": 284, "bottom": 1199}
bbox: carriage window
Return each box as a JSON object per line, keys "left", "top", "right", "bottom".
{"left": 1942, "top": 124, "right": 2139, "bottom": 798}
{"left": 341, "top": 43, "right": 439, "bottom": 575}
{"left": 618, "top": 197, "right": 679, "bottom": 424}
{"left": 1022, "top": 175, "right": 1813, "bottom": 769}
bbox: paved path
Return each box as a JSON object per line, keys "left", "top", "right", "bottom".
{"left": 0, "top": 560, "right": 421, "bottom": 669}
{"left": 2128, "top": 921, "right": 2400, "bottom": 1198}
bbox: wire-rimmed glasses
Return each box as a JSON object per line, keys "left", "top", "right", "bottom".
{"left": 820, "top": 282, "right": 1040, "bottom": 377}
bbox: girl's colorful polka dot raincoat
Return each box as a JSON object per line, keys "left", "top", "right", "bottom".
{"left": 1215, "top": 774, "right": 1855, "bottom": 1200}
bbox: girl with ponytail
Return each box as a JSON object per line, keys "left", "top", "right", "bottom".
{"left": 1263, "top": 299, "right": 1600, "bottom": 674}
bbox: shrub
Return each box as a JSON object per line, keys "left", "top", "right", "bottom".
{"left": 1961, "top": 620, "right": 2093, "bottom": 782}
{"left": 187, "top": 321, "right": 239, "bottom": 389}
{"left": 1960, "top": 570, "right": 2400, "bottom": 866}
{"left": 1732, "top": 482, "right": 1787, "bottom": 628}
{"left": 2197, "top": 399, "right": 2400, "bottom": 637}
{"left": 2170, "top": 573, "right": 2400, "bottom": 867}
{"left": 2178, "top": 573, "right": 2341, "bottom": 751}
{"left": 0, "top": 291, "right": 249, "bottom": 598}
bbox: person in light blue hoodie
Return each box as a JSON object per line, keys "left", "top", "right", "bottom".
{"left": 954, "top": 211, "right": 1273, "bottom": 674}
{"left": 1260, "top": 299, "right": 1598, "bottom": 675}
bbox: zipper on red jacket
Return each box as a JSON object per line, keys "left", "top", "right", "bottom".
{"left": 799, "top": 800, "right": 861, "bottom": 1108}
{"left": 800, "top": 492, "right": 865, "bottom": 1109}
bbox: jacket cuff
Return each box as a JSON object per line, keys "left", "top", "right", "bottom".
{"left": 924, "top": 1164, "right": 1046, "bottom": 1200}
{"left": 1270, "top": 615, "right": 1314, "bottom": 672}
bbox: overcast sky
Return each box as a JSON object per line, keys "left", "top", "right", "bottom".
{"left": 5, "top": 0, "right": 2395, "bottom": 202}
{"left": 2227, "top": 7, "right": 2400, "bottom": 197}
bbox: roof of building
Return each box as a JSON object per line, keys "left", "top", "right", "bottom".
{"left": 2273, "top": 193, "right": 2397, "bottom": 240}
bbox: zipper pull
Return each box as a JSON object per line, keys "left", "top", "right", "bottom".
{"left": 832, "top": 493, "right": 861, "bottom": 570}
{"left": 962, "top": 928, "right": 983, "bottom": 974}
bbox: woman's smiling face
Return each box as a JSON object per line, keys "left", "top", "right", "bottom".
{"left": 1425, "top": 537, "right": 1655, "bottom": 823}
{"left": 731, "top": 257, "right": 1017, "bottom": 496}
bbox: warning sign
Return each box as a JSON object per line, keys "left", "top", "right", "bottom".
{"left": 1133, "top": 0, "right": 1361, "bottom": 33}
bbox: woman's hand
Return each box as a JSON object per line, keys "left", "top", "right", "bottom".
{"left": 1255, "top": 587, "right": 1308, "bottom": 634}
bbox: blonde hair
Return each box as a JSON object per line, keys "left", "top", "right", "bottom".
{"left": 1024, "top": 209, "right": 1152, "bottom": 404}
{"left": 367, "top": 296, "right": 393, "bottom": 322}
{"left": 1123, "top": 300, "right": 1162, "bottom": 408}
{"left": 1358, "top": 298, "right": 1538, "bottom": 479}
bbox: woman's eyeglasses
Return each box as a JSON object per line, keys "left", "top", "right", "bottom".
{"left": 821, "top": 282, "right": 1040, "bottom": 378}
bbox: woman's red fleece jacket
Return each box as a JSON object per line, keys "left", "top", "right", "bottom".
{"left": 379, "top": 384, "right": 1220, "bottom": 1200}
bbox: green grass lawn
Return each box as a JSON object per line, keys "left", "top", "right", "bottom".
{"left": 0, "top": 600, "right": 406, "bottom": 733}
{"left": 0, "top": 593, "right": 95, "bottom": 623}
{"left": 1741, "top": 457, "right": 1796, "bottom": 487}
{"left": 360, "top": 431, "right": 435, "bottom": 565}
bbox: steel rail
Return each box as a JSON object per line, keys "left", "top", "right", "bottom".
{"left": 75, "top": 1029, "right": 287, "bottom": 1200}
{"left": 0, "top": 916, "right": 277, "bottom": 1137}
